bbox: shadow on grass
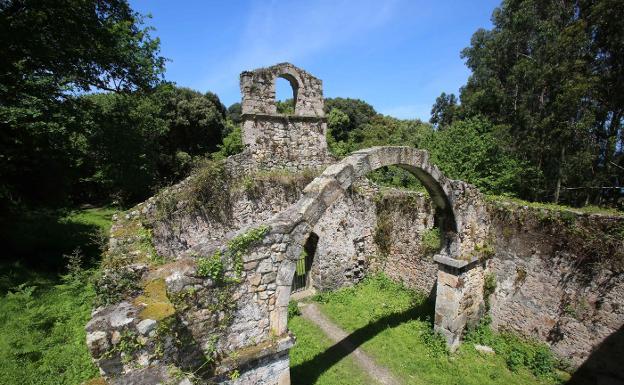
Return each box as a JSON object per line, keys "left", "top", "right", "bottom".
{"left": 0, "top": 208, "right": 109, "bottom": 292}
{"left": 291, "top": 292, "right": 435, "bottom": 385}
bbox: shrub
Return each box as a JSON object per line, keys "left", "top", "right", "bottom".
{"left": 288, "top": 300, "right": 301, "bottom": 319}
{"left": 196, "top": 253, "right": 225, "bottom": 282}
{"left": 464, "top": 317, "right": 556, "bottom": 378}
{"left": 421, "top": 227, "right": 441, "bottom": 255}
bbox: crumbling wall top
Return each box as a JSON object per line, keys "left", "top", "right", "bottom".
{"left": 240, "top": 62, "right": 324, "bottom": 117}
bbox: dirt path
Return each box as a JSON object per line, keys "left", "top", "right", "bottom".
{"left": 299, "top": 302, "right": 401, "bottom": 385}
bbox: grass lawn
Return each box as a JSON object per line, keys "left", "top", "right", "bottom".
{"left": 299, "top": 274, "right": 568, "bottom": 385}
{"left": 0, "top": 207, "right": 117, "bottom": 385}
{"left": 289, "top": 314, "right": 373, "bottom": 385}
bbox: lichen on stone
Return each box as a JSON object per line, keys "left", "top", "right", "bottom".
{"left": 134, "top": 278, "right": 175, "bottom": 321}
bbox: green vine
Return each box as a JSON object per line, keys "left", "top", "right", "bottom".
{"left": 196, "top": 225, "right": 270, "bottom": 283}
{"left": 483, "top": 272, "right": 497, "bottom": 311}
{"left": 103, "top": 330, "right": 144, "bottom": 363}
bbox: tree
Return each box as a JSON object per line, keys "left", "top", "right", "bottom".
{"left": 159, "top": 86, "right": 226, "bottom": 181}
{"left": 0, "top": 0, "right": 165, "bottom": 209}
{"left": 79, "top": 84, "right": 227, "bottom": 204}
{"left": 327, "top": 108, "right": 350, "bottom": 136}
{"left": 421, "top": 118, "right": 526, "bottom": 195}
{"left": 324, "top": 98, "right": 377, "bottom": 141}
{"left": 227, "top": 103, "right": 242, "bottom": 125}
{"left": 81, "top": 92, "right": 167, "bottom": 203}
{"left": 430, "top": 92, "right": 458, "bottom": 128}
{"left": 459, "top": 0, "right": 623, "bottom": 205}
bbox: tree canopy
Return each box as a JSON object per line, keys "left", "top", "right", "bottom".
{"left": 0, "top": 0, "right": 166, "bottom": 209}
{"left": 457, "top": 0, "right": 624, "bottom": 205}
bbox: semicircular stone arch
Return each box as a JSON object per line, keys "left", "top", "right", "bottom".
{"left": 266, "top": 146, "right": 489, "bottom": 351}
{"left": 273, "top": 71, "right": 301, "bottom": 110}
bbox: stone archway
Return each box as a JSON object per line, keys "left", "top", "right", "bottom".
{"left": 85, "top": 64, "right": 491, "bottom": 385}
{"left": 268, "top": 146, "right": 489, "bottom": 353}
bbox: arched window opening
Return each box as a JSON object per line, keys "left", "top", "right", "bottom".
{"left": 366, "top": 165, "right": 427, "bottom": 193}
{"left": 365, "top": 164, "right": 456, "bottom": 257}
{"left": 292, "top": 232, "right": 318, "bottom": 293}
{"left": 275, "top": 75, "right": 297, "bottom": 115}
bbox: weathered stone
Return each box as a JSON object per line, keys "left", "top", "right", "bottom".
{"left": 111, "top": 330, "right": 121, "bottom": 345}
{"left": 86, "top": 331, "right": 109, "bottom": 358}
{"left": 261, "top": 272, "right": 277, "bottom": 284}
{"left": 88, "top": 62, "right": 624, "bottom": 385}
{"left": 249, "top": 273, "right": 262, "bottom": 286}
{"left": 474, "top": 344, "right": 495, "bottom": 354}
{"left": 136, "top": 319, "right": 157, "bottom": 335}
{"left": 109, "top": 301, "right": 136, "bottom": 328}
{"left": 257, "top": 259, "right": 272, "bottom": 274}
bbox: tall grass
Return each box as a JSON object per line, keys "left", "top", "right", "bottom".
{"left": 0, "top": 207, "right": 116, "bottom": 385}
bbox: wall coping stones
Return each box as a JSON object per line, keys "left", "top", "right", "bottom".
{"left": 240, "top": 113, "right": 328, "bottom": 123}
{"left": 434, "top": 254, "right": 481, "bottom": 271}
{"left": 213, "top": 334, "right": 295, "bottom": 377}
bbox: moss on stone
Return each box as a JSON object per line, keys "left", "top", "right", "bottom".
{"left": 134, "top": 279, "right": 175, "bottom": 321}
{"left": 104, "top": 210, "right": 166, "bottom": 269}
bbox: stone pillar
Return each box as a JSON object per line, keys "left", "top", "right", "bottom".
{"left": 433, "top": 255, "right": 485, "bottom": 351}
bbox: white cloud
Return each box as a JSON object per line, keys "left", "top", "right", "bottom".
{"left": 203, "top": 0, "right": 402, "bottom": 102}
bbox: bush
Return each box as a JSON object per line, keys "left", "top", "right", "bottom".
{"left": 196, "top": 253, "right": 225, "bottom": 282}
{"left": 421, "top": 227, "right": 441, "bottom": 255}
{"left": 464, "top": 318, "right": 557, "bottom": 378}
{"left": 288, "top": 300, "right": 301, "bottom": 319}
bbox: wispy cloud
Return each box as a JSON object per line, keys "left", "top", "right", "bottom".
{"left": 203, "top": 0, "right": 402, "bottom": 102}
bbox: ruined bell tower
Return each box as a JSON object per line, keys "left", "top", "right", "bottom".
{"left": 239, "top": 63, "right": 332, "bottom": 170}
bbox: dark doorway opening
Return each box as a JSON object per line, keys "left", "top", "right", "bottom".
{"left": 292, "top": 232, "right": 318, "bottom": 293}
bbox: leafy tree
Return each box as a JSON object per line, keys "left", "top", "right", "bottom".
{"left": 324, "top": 98, "right": 377, "bottom": 141}
{"left": 421, "top": 118, "right": 527, "bottom": 195}
{"left": 326, "top": 108, "right": 351, "bottom": 156}
{"left": 459, "top": 0, "right": 623, "bottom": 205}
{"left": 0, "top": 0, "right": 165, "bottom": 209}
{"left": 227, "top": 103, "right": 242, "bottom": 125}
{"left": 79, "top": 84, "right": 227, "bottom": 203}
{"left": 80, "top": 92, "right": 167, "bottom": 203}
{"left": 217, "top": 124, "right": 244, "bottom": 158}
{"left": 158, "top": 86, "right": 226, "bottom": 181}
{"left": 430, "top": 92, "right": 459, "bottom": 128}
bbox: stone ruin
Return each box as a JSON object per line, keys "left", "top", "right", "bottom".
{"left": 86, "top": 63, "right": 624, "bottom": 384}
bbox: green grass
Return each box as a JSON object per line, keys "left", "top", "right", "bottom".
{"left": 304, "top": 274, "right": 568, "bottom": 385}
{"left": 0, "top": 207, "right": 116, "bottom": 385}
{"left": 289, "top": 315, "right": 372, "bottom": 385}
{"left": 486, "top": 195, "right": 623, "bottom": 216}
{"left": 0, "top": 206, "right": 118, "bottom": 292}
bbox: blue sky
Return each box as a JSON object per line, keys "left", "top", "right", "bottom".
{"left": 130, "top": 0, "right": 500, "bottom": 121}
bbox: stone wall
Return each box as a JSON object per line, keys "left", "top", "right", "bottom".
{"left": 87, "top": 145, "right": 492, "bottom": 384}
{"left": 147, "top": 169, "right": 313, "bottom": 258}
{"left": 86, "top": 61, "right": 624, "bottom": 384}
{"left": 239, "top": 63, "right": 332, "bottom": 171}
{"left": 486, "top": 200, "right": 624, "bottom": 367}
{"left": 240, "top": 63, "right": 324, "bottom": 117}
{"left": 310, "top": 181, "right": 378, "bottom": 290}
{"left": 363, "top": 193, "right": 624, "bottom": 366}
{"left": 240, "top": 117, "right": 332, "bottom": 172}
{"left": 370, "top": 190, "right": 438, "bottom": 295}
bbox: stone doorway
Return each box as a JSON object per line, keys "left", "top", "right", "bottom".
{"left": 291, "top": 232, "right": 318, "bottom": 293}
